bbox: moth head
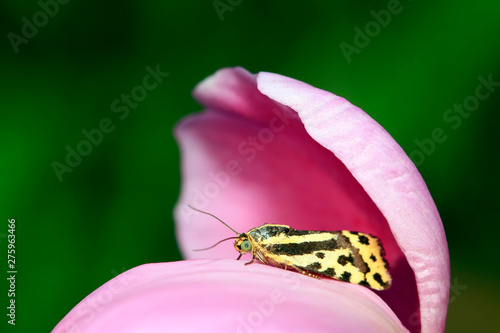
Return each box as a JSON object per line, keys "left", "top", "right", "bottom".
{"left": 234, "top": 234, "right": 253, "bottom": 254}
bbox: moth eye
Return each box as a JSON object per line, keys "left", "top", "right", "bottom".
{"left": 241, "top": 240, "right": 252, "bottom": 252}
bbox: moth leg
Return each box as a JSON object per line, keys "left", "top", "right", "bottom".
{"left": 245, "top": 250, "right": 260, "bottom": 265}
{"left": 255, "top": 251, "right": 269, "bottom": 265}
{"left": 293, "top": 265, "right": 321, "bottom": 279}
{"left": 245, "top": 257, "right": 255, "bottom": 265}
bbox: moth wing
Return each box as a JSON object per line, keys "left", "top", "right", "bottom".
{"left": 258, "top": 229, "right": 391, "bottom": 290}
{"left": 340, "top": 231, "right": 392, "bottom": 290}
{"left": 257, "top": 229, "right": 347, "bottom": 276}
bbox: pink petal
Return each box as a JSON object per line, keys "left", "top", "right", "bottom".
{"left": 53, "top": 260, "right": 407, "bottom": 332}
{"left": 192, "top": 67, "right": 278, "bottom": 123}
{"left": 175, "top": 69, "right": 395, "bottom": 257}
{"left": 257, "top": 72, "right": 450, "bottom": 333}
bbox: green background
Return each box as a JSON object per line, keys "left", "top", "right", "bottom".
{"left": 1, "top": 0, "right": 499, "bottom": 332}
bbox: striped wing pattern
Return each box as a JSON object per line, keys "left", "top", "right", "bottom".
{"left": 248, "top": 224, "right": 391, "bottom": 290}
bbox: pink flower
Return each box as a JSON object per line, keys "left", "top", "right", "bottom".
{"left": 174, "top": 67, "right": 449, "bottom": 332}
{"left": 54, "top": 68, "right": 449, "bottom": 332}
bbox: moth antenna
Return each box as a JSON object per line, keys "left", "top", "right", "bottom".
{"left": 193, "top": 236, "right": 239, "bottom": 251}
{"left": 188, "top": 205, "right": 240, "bottom": 235}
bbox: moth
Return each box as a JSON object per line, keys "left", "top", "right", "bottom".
{"left": 190, "top": 206, "right": 391, "bottom": 291}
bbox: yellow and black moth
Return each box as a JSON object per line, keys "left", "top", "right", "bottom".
{"left": 190, "top": 206, "right": 391, "bottom": 291}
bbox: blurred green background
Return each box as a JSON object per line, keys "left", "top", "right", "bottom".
{"left": 1, "top": 0, "right": 499, "bottom": 332}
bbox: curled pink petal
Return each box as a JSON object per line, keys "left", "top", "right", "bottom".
{"left": 257, "top": 72, "right": 450, "bottom": 333}
{"left": 54, "top": 260, "right": 407, "bottom": 332}
{"left": 174, "top": 67, "right": 449, "bottom": 332}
